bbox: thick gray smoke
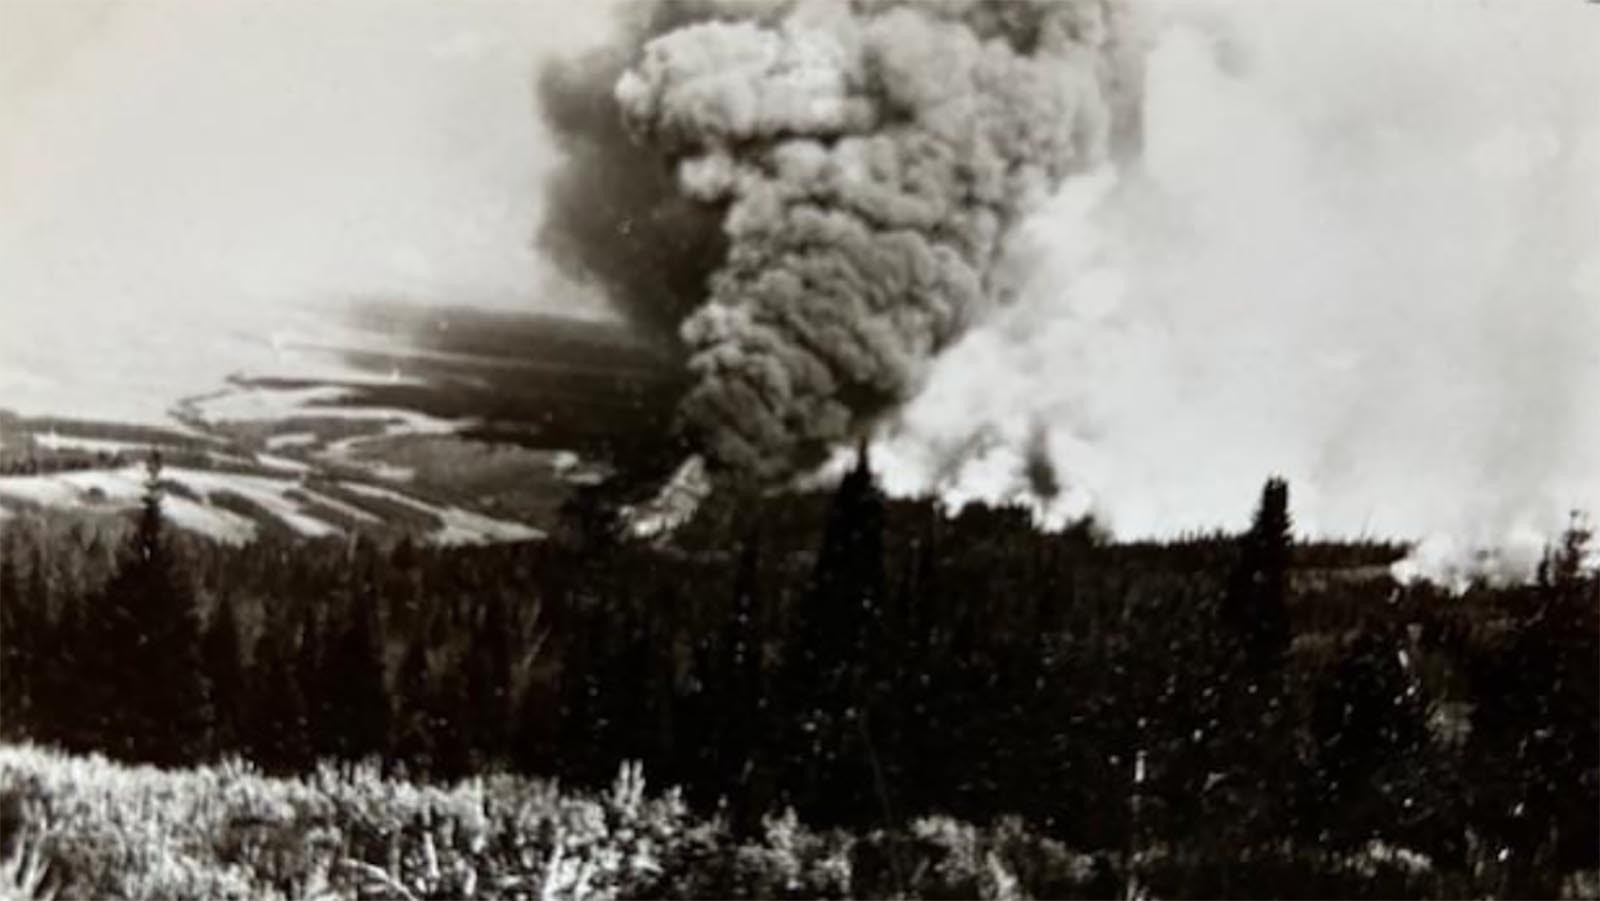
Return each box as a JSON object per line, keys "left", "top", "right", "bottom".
{"left": 541, "top": 0, "right": 1138, "bottom": 478}
{"left": 538, "top": 3, "right": 763, "bottom": 339}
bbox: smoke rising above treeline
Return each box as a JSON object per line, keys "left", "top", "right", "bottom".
{"left": 870, "top": 0, "right": 1600, "bottom": 578}
{"left": 541, "top": 0, "right": 1600, "bottom": 576}
{"left": 539, "top": 0, "right": 1140, "bottom": 477}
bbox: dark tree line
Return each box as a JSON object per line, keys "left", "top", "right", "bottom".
{"left": 1, "top": 455, "right": 1595, "bottom": 897}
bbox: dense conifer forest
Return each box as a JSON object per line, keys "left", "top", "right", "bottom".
{"left": 1, "top": 454, "right": 1596, "bottom": 897}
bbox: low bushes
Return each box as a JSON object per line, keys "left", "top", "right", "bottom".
{"left": 3, "top": 744, "right": 1592, "bottom": 899}
{"left": 0, "top": 744, "right": 1102, "bottom": 900}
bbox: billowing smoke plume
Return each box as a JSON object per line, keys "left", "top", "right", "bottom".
{"left": 541, "top": 0, "right": 1139, "bottom": 478}
{"left": 866, "top": 0, "right": 1600, "bottom": 580}
{"left": 543, "top": 0, "right": 1595, "bottom": 579}
{"left": 538, "top": 3, "right": 750, "bottom": 339}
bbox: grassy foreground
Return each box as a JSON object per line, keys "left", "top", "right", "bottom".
{"left": 2, "top": 742, "right": 1593, "bottom": 900}
{"left": 0, "top": 742, "right": 1109, "bottom": 900}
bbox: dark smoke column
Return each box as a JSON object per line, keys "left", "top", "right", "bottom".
{"left": 547, "top": 0, "right": 1139, "bottom": 480}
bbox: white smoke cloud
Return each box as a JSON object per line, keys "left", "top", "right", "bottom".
{"left": 873, "top": 0, "right": 1600, "bottom": 578}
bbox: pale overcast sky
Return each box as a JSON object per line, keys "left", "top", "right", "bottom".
{"left": 0, "top": 0, "right": 619, "bottom": 420}
{"left": 0, "top": 0, "right": 618, "bottom": 320}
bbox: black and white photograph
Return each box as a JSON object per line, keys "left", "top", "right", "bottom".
{"left": 0, "top": 0, "right": 1596, "bottom": 898}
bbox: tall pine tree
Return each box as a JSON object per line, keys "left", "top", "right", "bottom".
{"left": 719, "top": 535, "right": 770, "bottom": 834}
{"left": 1209, "top": 476, "right": 1297, "bottom": 859}
{"left": 201, "top": 594, "right": 246, "bottom": 755}
{"left": 87, "top": 453, "right": 211, "bottom": 765}
{"left": 247, "top": 628, "right": 312, "bottom": 773}
{"left": 0, "top": 544, "right": 32, "bottom": 738}
{"left": 783, "top": 444, "right": 890, "bottom": 827}
{"left": 295, "top": 604, "right": 332, "bottom": 758}
{"left": 392, "top": 635, "right": 435, "bottom": 776}
{"left": 324, "top": 581, "right": 391, "bottom": 760}
{"left": 1225, "top": 476, "right": 1293, "bottom": 680}
{"left": 38, "top": 588, "right": 86, "bottom": 750}
{"left": 465, "top": 596, "right": 513, "bottom": 765}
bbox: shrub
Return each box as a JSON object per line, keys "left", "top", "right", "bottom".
{"left": 2, "top": 742, "right": 1546, "bottom": 899}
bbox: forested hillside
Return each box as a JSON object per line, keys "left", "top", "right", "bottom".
{"left": 1, "top": 454, "right": 1596, "bottom": 898}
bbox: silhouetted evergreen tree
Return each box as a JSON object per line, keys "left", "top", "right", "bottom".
{"left": 553, "top": 614, "right": 613, "bottom": 785}
{"left": 606, "top": 617, "right": 664, "bottom": 769}
{"left": 325, "top": 581, "right": 391, "bottom": 760}
{"left": 0, "top": 547, "right": 30, "bottom": 737}
{"left": 1207, "top": 477, "right": 1297, "bottom": 863}
{"left": 465, "top": 596, "right": 513, "bottom": 764}
{"left": 428, "top": 660, "right": 474, "bottom": 781}
{"left": 201, "top": 595, "right": 246, "bottom": 755}
{"left": 247, "top": 628, "right": 312, "bottom": 773}
{"left": 718, "top": 535, "right": 770, "bottom": 834}
{"left": 511, "top": 655, "right": 559, "bottom": 777}
{"left": 1226, "top": 477, "right": 1293, "bottom": 679}
{"left": 784, "top": 445, "right": 889, "bottom": 826}
{"left": 35, "top": 589, "right": 86, "bottom": 750}
{"left": 85, "top": 454, "right": 211, "bottom": 765}
{"left": 295, "top": 604, "right": 332, "bottom": 757}
{"left": 391, "top": 636, "right": 434, "bottom": 775}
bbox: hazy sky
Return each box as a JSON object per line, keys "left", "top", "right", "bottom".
{"left": 0, "top": 0, "right": 619, "bottom": 420}
{"left": 0, "top": 0, "right": 620, "bottom": 314}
